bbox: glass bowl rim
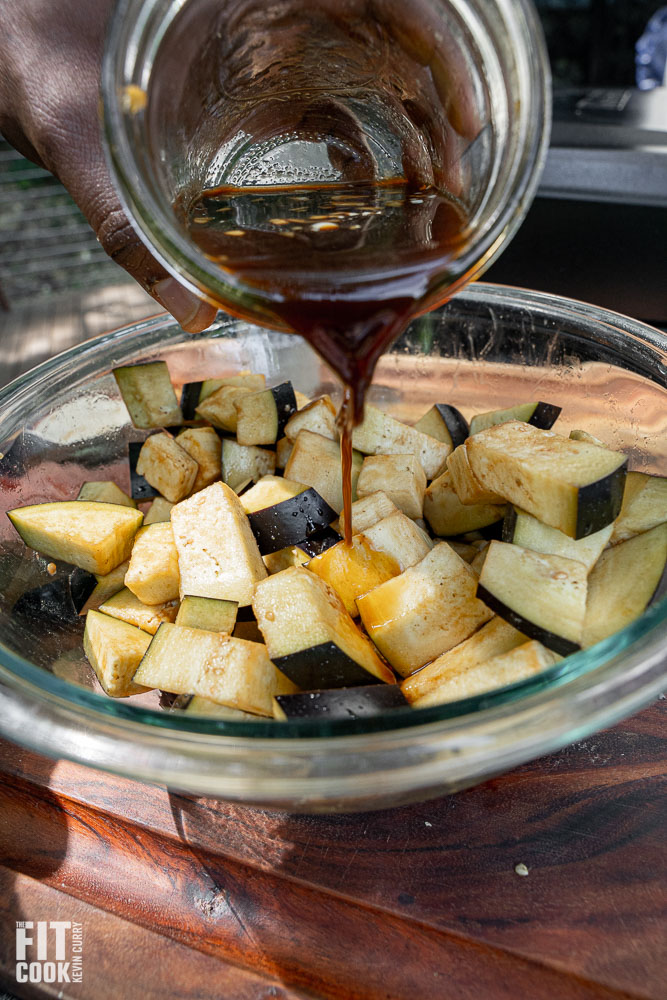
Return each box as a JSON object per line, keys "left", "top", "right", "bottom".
{"left": 0, "top": 281, "right": 665, "bottom": 750}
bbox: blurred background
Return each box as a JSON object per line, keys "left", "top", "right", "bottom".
{"left": 1, "top": 0, "right": 666, "bottom": 388}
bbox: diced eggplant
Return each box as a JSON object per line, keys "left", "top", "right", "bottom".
{"left": 13, "top": 566, "right": 97, "bottom": 626}
{"left": 356, "top": 454, "right": 427, "bottom": 520}
{"left": 569, "top": 428, "right": 607, "bottom": 448}
{"left": 263, "top": 546, "right": 312, "bottom": 575}
{"left": 308, "top": 534, "right": 401, "bottom": 616}
{"left": 465, "top": 421, "right": 627, "bottom": 538}
{"left": 83, "top": 609, "right": 151, "bottom": 697}
{"left": 408, "top": 639, "right": 559, "bottom": 706}
{"left": 135, "top": 432, "right": 199, "bottom": 503}
{"left": 362, "top": 511, "right": 433, "bottom": 571}
{"left": 113, "top": 361, "right": 182, "bottom": 429}
{"left": 447, "top": 444, "right": 505, "bottom": 505}
{"left": 200, "top": 371, "right": 266, "bottom": 401}
{"left": 124, "top": 521, "right": 180, "bottom": 605}
{"left": 298, "top": 527, "right": 342, "bottom": 557}
{"left": 275, "top": 436, "right": 293, "bottom": 469}
{"left": 583, "top": 522, "right": 667, "bottom": 647}
{"left": 77, "top": 481, "right": 137, "bottom": 508}
{"left": 285, "top": 430, "right": 362, "bottom": 513}
{"left": 401, "top": 617, "right": 526, "bottom": 707}
{"left": 128, "top": 441, "right": 159, "bottom": 500}
{"left": 180, "top": 381, "right": 204, "bottom": 421}
{"left": 171, "top": 481, "right": 267, "bottom": 605}
{"left": 221, "top": 438, "right": 276, "bottom": 492}
{"left": 195, "top": 385, "right": 253, "bottom": 433}
{"left": 503, "top": 507, "right": 613, "bottom": 573}
{"left": 235, "top": 381, "right": 297, "bottom": 445}
{"left": 79, "top": 560, "right": 130, "bottom": 614}
{"left": 178, "top": 695, "right": 262, "bottom": 720}
{"left": 7, "top": 500, "right": 143, "bottom": 575}
{"left": 477, "top": 540, "right": 588, "bottom": 655}
{"left": 253, "top": 567, "right": 395, "bottom": 687}
{"left": 470, "top": 401, "right": 561, "bottom": 436}
{"left": 284, "top": 395, "right": 337, "bottom": 442}
{"left": 143, "top": 497, "right": 174, "bottom": 525}
{"left": 175, "top": 595, "right": 238, "bottom": 633}
{"left": 333, "top": 491, "right": 399, "bottom": 536}
{"left": 133, "top": 623, "right": 295, "bottom": 716}
{"left": 424, "top": 469, "right": 505, "bottom": 536}
{"left": 413, "top": 404, "right": 469, "bottom": 450}
{"left": 609, "top": 472, "right": 667, "bottom": 544}
{"left": 274, "top": 684, "right": 409, "bottom": 721}
{"left": 174, "top": 426, "right": 221, "bottom": 493}
{"left": 248, "top": 487, "right": 337, "bottom": 554}
{"left": 240, "top": 475, "right": 307, "bottom": 514}
{"left": 356, "top": 543, "right": 493, "bottom": 676}
{"left": 99, "top": 587, "right": 179, "bottom": 634}
{"left": 352, "top": 404, "right": 451, "bottom": 480}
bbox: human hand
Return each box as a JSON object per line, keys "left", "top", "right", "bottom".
{"left": 0, "top": 0, "right": 217, "bottom": 332}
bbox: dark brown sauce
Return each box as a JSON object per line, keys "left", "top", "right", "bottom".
{"left": 183, "top": 180, "right": 471, "bottom": 540}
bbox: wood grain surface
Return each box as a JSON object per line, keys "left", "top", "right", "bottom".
{"left": 0, "top": 700, "right": 665, "bottom": 1000}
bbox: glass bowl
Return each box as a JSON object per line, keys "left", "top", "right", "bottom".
{"left": 0, "top": 283, "right": 665, "bottom": 812}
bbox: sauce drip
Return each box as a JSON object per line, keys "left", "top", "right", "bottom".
{"left": 183, "top": 180, "right": 470, "bottom": 539}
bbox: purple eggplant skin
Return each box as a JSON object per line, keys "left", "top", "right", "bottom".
{"left": 575, "top": 462, "right": 627, "bottom": 539}
{"left": 477, "top": 583, "right": 581, "bottom": 657}
{"left": 526, "top": 402, "right": 562, "bottom": 430}
{"left": 180, "top": 382, "right": 203, "bottom": 422}
{"left": 271, "top": 382, "right": 298, "bottom": 440}
{"left": 275, "top": 684, "right": 408, "bottom": 720}
{"left": 299, "top": 527, "right": 343, "bottom": 558}
{"left": 128, "top": 441, "right": 159, "bottom": 500}
{"left": 273, "top": 641, "right": 384, "bottom": 690}
{"left": 435, "top": 404, "right": 470, "bottom": 449}
{"left": 247, "top": 487, "right": 337, "bottom": 554}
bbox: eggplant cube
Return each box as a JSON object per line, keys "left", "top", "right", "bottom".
{"left": 77, "top": 481, "right": 137, "bottom": 508}
{"left": 171, "top": 481, "right": 267, "bottom": 606}
{"left": 447, "top": 445, "right": 504, "bottom": 505}
{"left": 583, "top": 522, "right": 667, "bottom": 647}
{"left": 176, "top": 427, "right": 222, "bottom": 492}
{"left": 335, "top": 491, "right": 399, "bottom": 535}
{"left": 113, "top": 361, "right": 182, "bottom": 429}
{"left": 406, "top": 639, "right": 560, "bottom": 706}
{"left": 235, "top": 382, "right": 297, "bottom": 445}
{"left": 308, "top": 534, "right": 401, "bottom": 616}
{"left": 240, "top": 476, "right": 307, "bottom": 514}
{"left": 195, "top": 385, "right": 253, "bottom": 432}
{"left": 504, "top": 507, "right": 613, "bottom": 573}
{"left": 465, "top": 421, "right": 627, "bottom": 539}
{"left": 356, "top": 454, "right": 427, "bottom": 520}
{"left": 469, "top": 401, "right": 561, "bottom": 436}
{"left": 124, "top": 521, "right": 181, "bottom": 605}
{"left": 401, "top": 617, "right": 525, "bottom": 707}
{"left": 352, "top": 404, "right": 451, "bottom": 480}
{"left": 362, "top": 511, "right": 433, "bottom": 571}
{"left": 135, "top": 432, "right": 198, "bottom": 503}
{"left": 7, "top": 500, "right": 143, "bottom": 576}
{"left": 285, "top": 430, "right": 362, "bottom": 513}
{"left": 83, "top": 609, "right": 151, "bottom": 697}
{"left": 424, "top": 469, "right": 505, "bottom": 536}
{"left": 274, "top": 685, "right": 409, "bottom": 721}
{"left": 133, "top": 623, "right": 296, "bottom": 716}
{"left": 248, "top": 487, "right": 337, "bottom": 554}
{"left": 356, "top": 543, "right": 493, "bottom": 676}
{"left": 253, "top": 567, "right": 395, "bottom": 687}
{"left": 478, "top": 540, "right": 588, "bottom": 655}
{"left": 609, "top": 472, "right": 667, "bottom": 544}
{"left": 276, "top": 436, "right": 293, "bottom": 470}
{"left": 413, "top": 404, "right": 469, "bottom": 450}
{"left": 221, "top": 438, "right": 276, "bottom": 492}
{"left": 143, "top": 497, "right": 175, "bottom": 525}
{"left": 284, "top": 395, "right": 337, "bottom": 442}
{"left": 175, "top": 595, "right": 238, "bottom": 633}
{"left": 99, "top": 587, "right": 179, "bottom": 634}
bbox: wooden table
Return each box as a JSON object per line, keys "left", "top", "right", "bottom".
{"left": 0, "top": 700, "right": 664, "bottom": 1000}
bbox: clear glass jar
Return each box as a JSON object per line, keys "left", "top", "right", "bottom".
{"left": 102, "top": 0, "right": 551, "bottom": 326}
{"left": 0, "top": 285, "right": 664, "bottom": 811}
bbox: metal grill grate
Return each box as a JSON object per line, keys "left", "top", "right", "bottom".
{"left": 0, "top": 134, "right": 121, "bottom": 307}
